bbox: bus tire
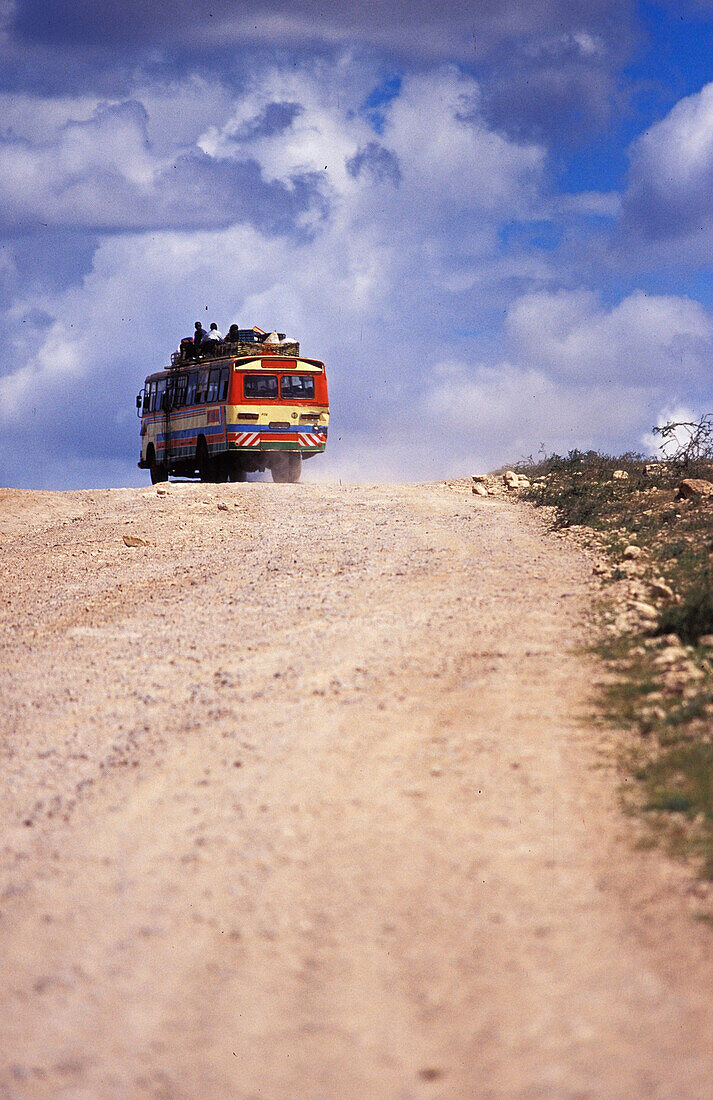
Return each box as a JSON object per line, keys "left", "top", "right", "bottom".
{"left": 197, "top": 437, "right": 215, "bottom": 482}
{"left": 271, "top": 453, "right": 301, "bottom": 483}
{"left": 148, "top": 445, "right": 168, "bottom": 484}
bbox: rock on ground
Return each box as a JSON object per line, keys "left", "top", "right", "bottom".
{"left": 677, "top": 478, "right": 713, "bottom": 500}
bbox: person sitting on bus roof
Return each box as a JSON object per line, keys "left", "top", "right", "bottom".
{"left": 226, "top": 323, "right": 240, "bottom": 343}
{"left": 201, "top": 322, "right": 223, "bottom": 354}
{"left": 179, "top": 335, "right": 196, "bottom": 361}
{"left": 194, "top": 321, "right": 207, "bottom": 347}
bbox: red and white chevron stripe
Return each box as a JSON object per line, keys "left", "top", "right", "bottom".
{"left": 298, "top": 433, "right": 322, "bottom": 448}
{"left": 233, "top": 431, "right": 260, "bottom": 447}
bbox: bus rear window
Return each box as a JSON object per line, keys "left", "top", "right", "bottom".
{"left": 244, "top": 374, "right": 278, "bottom": 398}
{"left": 281, "top": 375, "right": 315, "bottom": 400}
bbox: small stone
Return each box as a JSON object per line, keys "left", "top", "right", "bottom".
{"left": 650, "top": 580, "right": 674, "bottom": 600}
{"left": 645, "top": 463, "right": 664, "bottom": 477}
{"left": 472, "top": 484, "right": 488, "bottom": 497}
{"left": 629, "top": 600, "right": 658, "bottom": 620}
{"left": 592, "top": 561, "right": 610, "bottom": 576}
{"left": 418, "top": 1068, "right": 444, "bottom": 1082}
{"left": 697, "top": 635, "right": 713, "bottom": 648}
{"left": 622, "top": 545, "right": 642, "bottom": 560}
{"left": 612, "top": 469, "right": 629, "bottom": 480}
{"left": 123, "top": 534, "right": 148, "bottom": 547}
{"left": 652, "top": 647, "right": 685, "bottom": 668}
{"left": 662, "top": 662, "right": 705, "bottom": 691}
{"left": 217, "top": 502, "right": 229, "bottom": 511}
{"left": 156, "top": 487, "right": 168, "bottom": 496}
{"left": 471, "top": 474, "right": 488, "bottom": 483}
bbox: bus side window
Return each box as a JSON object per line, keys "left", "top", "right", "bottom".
{"left": 142, "top": 385, "right": 150, "bottom": 414}
{"left": 186, "top": 372, "right": 198, "bottom": 406}
{"left": 218, "top": 367, "right": 229, "bottom": 401}
{"left": 207, "top": 368, "right": 220, "bottom": 404}
{"left": 147, "top": 381, "right": 155, "bottom": 413}
{"left": 156, "top": 378, "right": 167, "bottom": 411}
{"left": 174, "top": 375, "right": 187, "bottom": 407}
{"left": 195, "top": 369, "right": 209, "bottom": 404}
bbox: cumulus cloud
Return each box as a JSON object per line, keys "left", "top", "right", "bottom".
{"left": 0, "top": 96, "right": 325, "bottom": 233}
{"left": 623, "top": 81, "right": 713, "bottom": 242}
{"left": 412, "top": 288, "right": 713, "bottom": 474}
{"left": 423, "top": 364, "right": 654, "bottom": 469}
{"left": 505, "top": 288, "right": 713, "bottom": 383}
{"left": 199, "top": 65, "right": 545, "bottom": 247}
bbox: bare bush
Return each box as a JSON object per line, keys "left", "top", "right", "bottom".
{"left": 652, "top": 414, "right": 713, "bottom": 465}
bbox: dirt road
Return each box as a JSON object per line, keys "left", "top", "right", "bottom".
{"left": 1, "top": 480, "right": 712, "bottom": 1099}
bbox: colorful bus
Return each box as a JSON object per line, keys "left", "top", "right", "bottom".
{"left": 137, "top": 348, "right": 329, "bottom": 483}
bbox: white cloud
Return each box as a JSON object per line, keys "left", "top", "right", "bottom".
{"left": 0, "top": 80, "right": 232, "bottom": 153}
{"left": 0, "top": 100, "right": 158, "bottom": 227}
{"left": 404, "top": 287, "right": 713, "bottom": 473}
{"left": 422, "top": 362, "right": 655, "bottom": 470}
{"left": 199, "top": 57, "right": 371, "bottom": 194}
{"left": 0, "top": 88, "right": 319, "bottom": 232}
{"left": 505, "top": 287, "right": 713, "bottom": 383}
{"left": 200, "top": 65, "right": 544, "bottom": 222}
{"left": 623, "top": 81, "right": 713, "bottom": 250}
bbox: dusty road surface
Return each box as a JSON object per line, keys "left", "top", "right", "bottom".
{"left": 1, "top": 480, "right": 713, "bottom": 1099}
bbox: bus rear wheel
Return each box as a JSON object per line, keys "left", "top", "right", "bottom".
{"left": 148, "top": 445, "right": 168, "bottom": 484}
{"left": 270, "top": 453, "right": 301, "bottom": 483}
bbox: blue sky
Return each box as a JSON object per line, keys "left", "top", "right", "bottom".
{"left": 2, "top": 0, "right": 713, "bottom": 486}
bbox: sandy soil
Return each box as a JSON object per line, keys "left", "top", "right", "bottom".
{"left": 1, "top": 479, "right": 712, "bottom": 1099}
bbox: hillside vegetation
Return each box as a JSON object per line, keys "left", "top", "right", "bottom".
{"left": 517, "top": 450, "right": 713, "bottom": 895}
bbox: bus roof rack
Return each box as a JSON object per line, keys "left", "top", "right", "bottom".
{"left": 169, "top": 339, "right": 300, "bottom": 368}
